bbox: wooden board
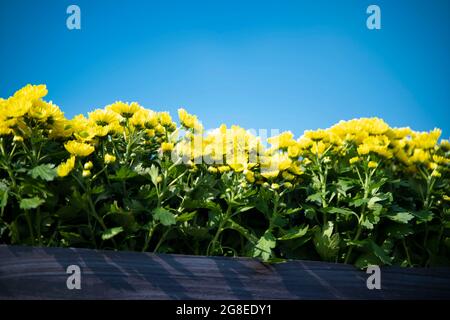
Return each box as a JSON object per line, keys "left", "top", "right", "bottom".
{"left": 0, "top": 245, "right": 449, "bottom": 299}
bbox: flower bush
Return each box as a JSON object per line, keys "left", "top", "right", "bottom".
{"left": 0, "top": 84, "right": 449, "bottom": 267}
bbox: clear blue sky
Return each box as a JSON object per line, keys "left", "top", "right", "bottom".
{"left": 1, "top": 0, "right": 449, "bottom": 138}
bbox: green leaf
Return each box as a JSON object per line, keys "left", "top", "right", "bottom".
{"left": 110, "top": 167, "right": 138, "bottom": 181}
{"left": 360, "top": 212, "right": 380, "bottom": 229}
{"left": 355, "top": 252, "right": 381, "bottom": 269}
{"left": 153, "top": 207, "right": 176, "bottom": 226}
{"left": 176, "top": 211, "right": 196, "bottom": 222}
{"left": 325, "top": 207, "right": 357, "bottom": 218}
{"left": 313, "top": 222, "right": 340, "bottom": 262}
{"left": 385, "top": 211, "right": 414, "bottom": 224}
{"left": 412, "top": 210, "right": 434, "bottom": 222}
{"left": 20, "top": 197, "right": 45, "bottom": 209}
{"left": 28, "top": 164, "right": 57, "bottom": 181}
{"left": 336, "top": 178, "right": 355, "bottom": 193}
{"left": 0, "top": 182, "right": 8, "bottom": 209}
{"left": 278, "top": 225, "right": 309, "bottom": 241}
{"left": 149, "top": 164, "right": 159, "bottom": 186}
{"left": 306, "top": 192, "right": 322, "bottom": 204}
{"left": 101, "top": 227, "right": 124, "bottom": 240}
{"left": 369, "top": 240, "right": 392, "bottom": 265}
{"left": 350, "top": 198, "right": 368, "bottom": 207}
{"left": 253, "top": 231, "right": 276, "bottom": 261}
{"left": 234, "top": 206, "right": 254, "bottom": 215}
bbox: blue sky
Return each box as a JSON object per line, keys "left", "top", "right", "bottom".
{"left": 1, "top": 0, "right": 449, "bottom": 138}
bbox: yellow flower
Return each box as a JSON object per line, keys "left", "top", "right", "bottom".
{"left": 82, "top": 170, "right": 91, "bottom": 178}
{"left": 302, "top": 158, "right": 312, "bottom": 166}
{"left": 13, "top": 84, "right": 48, "bottom": 101}
{"left": 29, "top": 100, "right": 64, "bottom": 123}
{"left": 432, "top": 155, "right": 449, "bottom": 165}
{"left": 158, "top": 112, "right": 174, "bottom": 127}
{"left": 57, "top": 156, "right": 76, "bottom": 177}
{"left": 64, "top": 141, "right": 95, "bottom": 157}
{"left": 178, "top": 108, "right": 203, "bottom": 132}
{"left": 443, "top": 195, "right": 450, "bottom": 202}
{"left": 161, "top": 142, "right": 174, "bottom": 153}
{"left": 428, "top": 162, "right": 438, "bottom": 170}
{"left": 88, "top": 109, "right": 123, "bottom": 137}
{"left": 304, "top": 129, "right": 329, "bottom": 142}
{"left": 106, "top": 101, "right": 141, "bottom": 118}
{"left": 410, "top": 148, "right": 429, "bottom": 164}
{"left": 88, "top": 109, "right": 121, "bottom": 129}
{"left": 261, "top": 169, "right": 279, "bottom": 179}
{"left": 271, "top": 183, "right": 280, "bottom": 190}
{"left": 208, "top": 166, "right": 218, "bottom": 174}
{"left": 349, "top": 157, "right": 360, "bottom": 164}
{"left": 411, "top": 129, "right": 441, "bottom": 150}
{"left": 287, "top": 144, "right": 301, "bottom": 158}
{"left": 4, "top": 97, "right": 32, "bottom": 118}
{"left": 431, "top": 170, "right": 441, "bottom": 178}
{"left": 130, "top": 109, "right": 158, "bottom": 129}
{"left": 217, "top": 165, "right": 230, "bottom": 173}
{"left": 288, "top": 162, "right": 303, "bottom": 175}
{"left": 267, "top": 131, "right": 295, "bottom": 149}
{"left": 284, "top": 182, "right": 293, "bottom": 189}
{"left": 84, "top": 161, "right": 93, "bottom": 170}
{"left": 368, "top": 161, "right": 378, "bottom": 168}
{"left": 145, "top": 129, "right": 156, "bottom": 138}
{"left": 104, "top": 154, "right": 116, "bottom": 164}
{"left": 440, "top": 140, "right": 450, "bottom": 152}
{"left": 282, "top": 171, "right": 295, "bottom": 181}
{"left": 244, "top": 170, "right": 255, "bottom": 183}
{"left": 311, "top": 141, "right": 328, "bottom": 156}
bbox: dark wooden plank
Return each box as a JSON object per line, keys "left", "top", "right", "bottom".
{"left": 0, "top": 245, "right": 449, "bottom": 299}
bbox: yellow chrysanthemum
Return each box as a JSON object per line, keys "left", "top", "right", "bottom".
{"left": 368, "top": 161, "right": 378, "bottom": 168}
{"left": 84, "top": 161, "right": 93, "bottom": 170}
{"left": 106, "top": 101, "right": 141, "bottom": 118}
{"left": 64, "top": 141, "right": 95, "bottom": 157}
{"left": 178, "top": 108, "right": 203, "bottom": 132}
{"left": 267, "top": 131, "right": 295, "bottom": 149}
{"left": 161, "top": 142, "right": 174, "bottom": 153}
{"left": 130, "top": 109, "right": 158, "bottom": 129}
{"left": 57, "top": 156, "right": 76, "bottom": 177}
{"left": 410, "top": 148, "right": 429, "bottom": 164}
{"left": 88, "top": 109, "right": 122, "bottom": 137}
{"left": 104, "top": 154, "right": 116, "bottom": 164}
{"left": 349, "top": 157, "right": 360, "bottom": 164}
{"left": 244, "top": 170, "right": 255, "bottom": 183}
{"left": 158, "top": 112, "right": 174, "bottom": 127}
{"left": 13, "top": 84, "right": 48, "bottom": 101}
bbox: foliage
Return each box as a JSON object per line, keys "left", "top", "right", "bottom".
{"left": 0, "top": 84, "right": 449, "bottom": 268}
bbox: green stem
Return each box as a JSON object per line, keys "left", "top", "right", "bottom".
{"left": 344, "top": 168, "right": 370, "bottom": 264}
{"left": 24, "top": 210, "right": 35, "bottom": 246}
{"left": 402, "top": 238, "right": 412, "bottom": 267}
{"left": 154, "top": 228, "right": 171, "bottom": 253}
{"left": 208, "top": 205, "right": 232, "bottom": 255}
{"left": 142, "top": 224, "right": 156, "bottom": 252}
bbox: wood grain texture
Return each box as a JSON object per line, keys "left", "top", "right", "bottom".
{"left": 0, "top": 245, "right": 449, "bottom": 300}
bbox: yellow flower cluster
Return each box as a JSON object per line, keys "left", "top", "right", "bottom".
{"left": 0, "top": 84, "right": 70, "bottom": 139}
{"left": 1, "top": 85, "right": 448, "bottom": 184}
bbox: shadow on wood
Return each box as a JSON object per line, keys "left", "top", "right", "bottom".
{"left": 0, "top": 245, "right": 449, "bottom": 299}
